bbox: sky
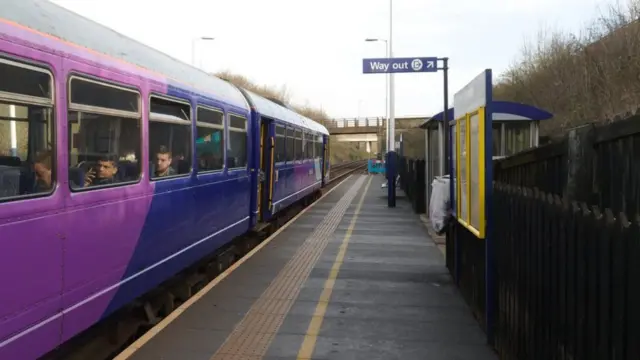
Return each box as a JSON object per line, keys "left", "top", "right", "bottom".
{"left": 50, "top": 0, "right": 617, "bottom": 119}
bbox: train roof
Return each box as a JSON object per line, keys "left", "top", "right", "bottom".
{"left": 2, "top": 0, "right": 249, "bottom": 111}
{"left": 243, "top": 90, "right": 330, "bottom": 135}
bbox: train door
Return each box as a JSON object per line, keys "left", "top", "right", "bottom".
{"left": 323, "top": 135, "right": 330, "bottom": 183}
{"left": 257, "top": 117, "right": 274, "bottom": 220}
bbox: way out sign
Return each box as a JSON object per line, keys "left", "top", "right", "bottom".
{"left": 362, "top": 57, "right": 438, "bottom": 74}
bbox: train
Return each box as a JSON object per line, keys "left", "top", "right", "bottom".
{"left": 0, "top": 1, "right": 333, "bottom": 359}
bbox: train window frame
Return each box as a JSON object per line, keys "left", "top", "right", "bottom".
{"left": 324, "top": 136, "right": 330, "bottom": 172}
{"left": 0, "top": 56, "right": 54, "bottom": 106}
{"left": 275, "top": 124, "right": 286, "bottom": 164}
{"left": 301, "top": 130, "right": 308, "bottom": 162}
{"left": 315, "top": 134, "right": 323, "bottom": 159}
{"left": 227, "top": 113, "right": 248, "bottom": 170}
{"left": 309, "top": 132, "right": 315, "bottom": 160}
{"left": 195, "top": 105, "right": 225, "bottom": 174}
{"left": 67, "top": 74, "right": 143, "bottom": 192}
{"left": 0, "top": 56, "right": 56, "bottom": 203}
{"left": 286, "top": 127, "right": 295, "bottom": 163}
{"left": 68, "top": 75, "right": 140, "bottom": 118}
{"left": 148, "top": 94, "right": 193, "bottom": 181}
{"left": 305, "top": 131, "right": 314, "bottom": 160}
{"left": 294, "top": 128, "right": 303, "bottom": 162}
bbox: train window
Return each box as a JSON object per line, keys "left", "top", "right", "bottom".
{"left": 325, "top": 137, "right": 330, "bottom": 171}
{"left": 305, "top": 132, "right": 314, "bottom": 159}
{"left": 0, "top": 58, "right": 55, "bottom": 201}
{"left": 148, "top": 95, "right": 192, "bottom": 179}
{"left": 68, "top": 76, "right": 141, "bottom": 190}
{"left": 286, "top": 127, "right": 294, "bottom": 162}
{"left": 315, "top": 135, "right": 323, "bottom": 159}
{"left": 197, "top": 106, "right": 223, "bottom": 126}
{"left": 294, "top": 129, "right": 303, "bottom": 161}
{"left": 313, "top": 135, "right": 318, "bottom": 159}
{"left": 309, "top": 132, "right": 314, "bottom": 159}
{"left": 227, "top": 114, "right": 247, "bottom": 169}
{"left": 301, "top": 131, "right": 308, "bottom": 160}
{"left": 229, "top": 115, "right": 245, "bottom": 129}
{"left": 0, "top": 58, "right": 52, "bottom": 100}
{"left": 196, "top": 106, "right": 224, "bottom": 172}
{"left": 275, "top": 124, "right": 285, "bottom": 163}
{"left": 69, "top": 77, "right": 139, "bottom": 114}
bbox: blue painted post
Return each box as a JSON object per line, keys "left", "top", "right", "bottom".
{"left": 484, "top": 72, "right": 495, "bottom": 346}
{"left": 386, "top": 151, "right": 396, "bottom": 207}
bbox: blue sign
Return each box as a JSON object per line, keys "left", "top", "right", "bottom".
{"left": 362, "top": 57, "right": 438, "bottom": 74}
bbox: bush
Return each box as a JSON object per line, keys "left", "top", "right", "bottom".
{"left": 494, "top": 0, "right": 640, "bottom": 138}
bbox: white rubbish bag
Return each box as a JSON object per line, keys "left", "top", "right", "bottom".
{"left": 429, "top": 175, "right": 450, "bottom": 234}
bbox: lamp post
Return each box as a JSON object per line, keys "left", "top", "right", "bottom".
{"left": 387, "top": 0, "right": 396, "bottom": 207}
{"left": 364, "top": 38, "right": 388, "bottom": 139}
{"left": 191, "top": 36, "right": 215, "bottom": 67}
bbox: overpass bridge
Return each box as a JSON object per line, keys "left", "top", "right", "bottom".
{"left": 325, "top": 116, "right": 428, "bottom": 154}
{"left": 325, "top": 116, "right": 427, "bottom": 134}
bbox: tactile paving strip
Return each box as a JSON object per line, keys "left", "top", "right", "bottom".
{"left": 209, "top": 175, "right": 367, "bottom": 360}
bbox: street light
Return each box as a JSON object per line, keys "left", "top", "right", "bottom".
{"left": 191, "top": 36, "right": 215, "bottom": 67}
{"left": 387, "top": 0, "right": 396, "bottom": 207}
{"left": 364, "top": 38, "right": 389, "bottom": 141}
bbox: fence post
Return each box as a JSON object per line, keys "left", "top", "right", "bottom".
{"left": 565, "top": 124, "right": 595, "bottom": 203}
{"left": 417, "top": 160, "right": 426, "bottom": 213}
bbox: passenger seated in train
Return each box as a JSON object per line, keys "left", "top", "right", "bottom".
{"left": 84, "top": 155, "right": 118, "bottom": 186}
{"left": 33, "top": 150, "right": 53, "bottom": 191}
{"left": 155, "top": 146, "right": 176, "bottom": 177}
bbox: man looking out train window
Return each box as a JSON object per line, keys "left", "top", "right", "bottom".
{"left": 155, "top": 146, "right": 176, "bottom": 177}
{"left": 33, "top": 150, "right": 53, "bottom": 191}
{"left": 84, "top": 155, "right": 118, "bottom": 186}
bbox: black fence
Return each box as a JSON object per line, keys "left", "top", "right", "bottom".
{"left": 493, "top": 138, "right": 567, "bottom": 197}
{"left": 494, "top": 115, "right": 640, "bottom": 214}
{"left": 446, "top": 113, "right": 640, "bottom": 359}
{"left": 398, "top": 157, "right": 426, "bottom": 214}
{"left": 447, "top": 221, "right": 487, "bottom": 329}
{"left": 493, "top": 183, "right": 640, "bottom": 360}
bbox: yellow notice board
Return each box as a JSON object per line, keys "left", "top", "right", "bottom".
{"left": 455, "top": 106, "right": 486, "bottom": 238}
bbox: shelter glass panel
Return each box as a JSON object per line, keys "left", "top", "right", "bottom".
{"left": 469, "top": 113, "right": 479, "bottom": 229}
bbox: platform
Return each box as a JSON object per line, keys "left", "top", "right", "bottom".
{"left": 116, "top": 175, "right": 497, "bottom": 360}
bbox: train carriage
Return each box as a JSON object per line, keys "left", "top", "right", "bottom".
{"left": 238, "top": 89, "right": 329, "bottom": 221}
{"left": 0, "top": 1, "right": 331, "bottom": 359}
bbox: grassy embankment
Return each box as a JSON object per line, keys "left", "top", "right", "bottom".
{"left": 494, "top": 1, "right": 640, "bottom": 139}
{"left": 214, "top": 71, "right": 370, "bottom": 163}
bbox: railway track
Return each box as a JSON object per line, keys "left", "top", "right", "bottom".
{"left": 327, "top": 159, "right": 368, "bottom": 182}
{"left": 41, "top": 159, "right": 368, "bottom": 360}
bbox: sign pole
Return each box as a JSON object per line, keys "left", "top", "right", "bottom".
{"left": 361, "top": 56, "right": 439, "bottom": 208}
{"left": 387, "top": 0, "right": 396, "bottom": 207}
{"left": 440, "top": 57, "right": 457, "bottom": 286}
{"left": 441, "top": 57, "right": 449, "bottom": 175}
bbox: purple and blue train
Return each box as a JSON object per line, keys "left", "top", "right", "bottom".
{"left": 0, "top": 1, "right": 332, "bottom": 359}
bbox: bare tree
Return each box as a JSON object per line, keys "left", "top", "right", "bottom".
{"left": 494, "top": 0, "right": 640, "bottom": 138}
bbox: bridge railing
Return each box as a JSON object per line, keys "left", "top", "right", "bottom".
{"left": 325, "top": 117, "right": 386, "bottom": 129}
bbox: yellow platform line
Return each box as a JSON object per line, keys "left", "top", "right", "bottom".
{"left": 113, "top": 175, "right": 354, "bottom": 360}
{"left": 296, "top": 175, "right": 372, "bottom": 359}
{"left": 209, "top": 175, "right": 367, "bottom": 359}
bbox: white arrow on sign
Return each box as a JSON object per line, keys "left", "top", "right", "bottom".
{"left": 426, "top": 61, "right": 435, "bottom": 68}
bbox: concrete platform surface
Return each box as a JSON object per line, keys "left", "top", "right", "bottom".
{"left": 117, "top": 174, "right": 497, "bottom": 360}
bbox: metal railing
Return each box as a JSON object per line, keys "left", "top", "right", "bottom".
{"left": 324, "top": 117, "right": 387, "bottom": 129}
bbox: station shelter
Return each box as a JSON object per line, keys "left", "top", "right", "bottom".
{"left": 419, "top": 101, "right": 553, "bottom": 213}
